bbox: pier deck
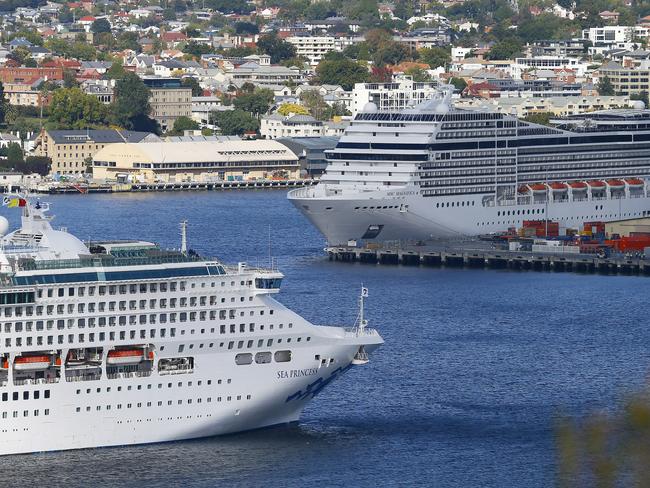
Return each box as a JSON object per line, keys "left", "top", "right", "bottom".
{"left": 326, "top": 245, "right": 650, "bottom": 275}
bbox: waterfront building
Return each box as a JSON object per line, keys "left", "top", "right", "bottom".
{"left": 35, "top": 130, "right": 159, "bottom": 176}
{"left": 142, "top": 77, "right": 193, "bottom": 133}
{"left": 92, "top": 139, "right": 300, "bottom": 182}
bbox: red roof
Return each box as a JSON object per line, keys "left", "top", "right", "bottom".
{"left": 161, "top": 32, "right": 187, "bottom": 42}
{"left": 79, "top": 15, "right": 96, "bottom": 21}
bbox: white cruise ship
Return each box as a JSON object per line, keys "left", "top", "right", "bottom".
{"left": 0, "top": 198, "right": 382, "bottom": 455}
{"left": 288, "top": 88, "right": 650, "bottom": 244}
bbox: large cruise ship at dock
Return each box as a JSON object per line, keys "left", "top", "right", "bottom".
{"left": 0, "top": 198, "right": 382, "bottom": 455}
{"left": 288, "top": 88, "right": 650, "bottom": 244}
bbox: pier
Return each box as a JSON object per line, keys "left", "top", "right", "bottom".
{"left": 27, "top": 179, "right": 317, "bottom": 194}
{"left": 326, "top": 245, "right": 650, "bottom": 275}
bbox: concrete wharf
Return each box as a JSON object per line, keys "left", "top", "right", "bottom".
{"left": 28, "top": 179, "right": 317, "bottom": 194}
{"left": 326, "top": 245, "right": 650, "bottom": 275}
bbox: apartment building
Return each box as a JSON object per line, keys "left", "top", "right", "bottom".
{"left": 598, "top": 61, "right": 650, "bottom": 95}
{"left": 351, "top": 77, "right": 440, "bottom": 115}
{"left": 142, "top": 77, "right": 193, "bottom": 132}
{"left": 285, "top": 36, "right": 360, "bottom": 65}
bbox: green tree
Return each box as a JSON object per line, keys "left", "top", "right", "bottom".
{"left": 5, "top": 143, "right": 23, "bottom": 165}
{"left": 170, "top": 116, "right": 199, "bottom": 134}
{"left": 256, "top": 32, "right": 296, "bottom": 64}
{"left": 598, "top": 76, "right": 616, "bottom": 96}
{"left": 0, "top": 82, "right": 7, "bottom": 125}
{"left": 233, "top": 88, "right": 275, "bottom": 117}
{"left": 316, "top": 58, "right": 369, "bottom": 90}
{"left": 211, "top": 109, "right": 259, "bottom": 135}
{"left": 19, "top": 156, "right": 50, "bottom": 175}
{"left": 449, "top": 77, "right": 467, "bottom": 92}
{"left": 235, "top": 21, "right": 258, "bottom": 34}
{"left": 111, "top": 72, "right": 158, "bottom": 133}
{"left": 181, "top": 77, "right": 202, "bottom": 97}
{"left": 419, "top": 47, "right": 450, "bottom": 68}
{"left": 91, "top": 18, "right": 111, "bottom": 34}
{"left": 405, "top": 66, "right": 432, "bottom": 82}
{"left": 48, "top": 88, "right": 109, "bottom": 129}
{"left": 182, "top": 41, "right": 214, "bottom": 58}
{"left": 299, "top": 90, "right": 328, "bottom": 120}
{"left": 486, "top": 39, "right": 522, "bottom": 60}
{"left": 373, "top": 41, "right": 409, "bottom": 66}
{"left": 105, "top": 60, "right": 127, "bottom": 79}
{"left": 523, "top": 112, "right": 552, "bottom": 126}
{"left": 116, "top": 32, "right": 140, "bottom": 52}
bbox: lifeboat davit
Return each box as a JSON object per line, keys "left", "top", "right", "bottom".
{"left": 607, "top": 179, "right": 625, "bottom": 190}
{"left": 625, "top": 178, "right": 644, "bottom": 188}
{"left": 528, "top": 183, "right": 547, "bottom": 194}
{"left": 549, "top": 182, "right": 568, "bottom": 192}
{"left": 569, "top": 181, "right": 588, "bottom": 191}
{"left": 518, "top": 185, "right": 531, "bottom": 194}
{"left": 107, "top": 349, "right": 152, "bottom": 365}
{"left": 14, "top": 355, "right": 51, "bottom": 371}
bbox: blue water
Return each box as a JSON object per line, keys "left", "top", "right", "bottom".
{"left": 2, "top": 191, "right": 649, "bottom": 487}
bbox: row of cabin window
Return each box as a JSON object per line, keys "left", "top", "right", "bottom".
{"left": 75, "top": 379, "right": 218, "bottom": 395}
{"left": 1, "top": 389, "right": 50, "bottom": 401}
{"left": 1, "top": 409, "right": 49, "bottom": 419}
{"left": 3, "top": 316, "right": 291, "bottom": 334}
{"left": 35, "top": 278, "right": 254, "bottom": 300}
{"left": 0, "top": 295, "right": 264, "bottom": 317}
{"left": 75, "top": 394, "right": 251, "bottom": 413}
{"left": 179, "top": 336, "right": 309, "bottom": 353}
{"left": 5, "top": 330, "right": 309, "bottom": 348}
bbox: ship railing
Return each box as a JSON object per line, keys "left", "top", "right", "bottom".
{"left": 65, "top": 374, "right": 101, "bottom": 382}
{"left": 343, "top": 327, "right": 379, "bottom": 337}
{"left": 107, "top": 371, "right": 152, "bottom": 380}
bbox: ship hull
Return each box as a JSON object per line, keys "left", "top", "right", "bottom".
{"left": 0, "top": 336, "right": 381, "bottom": 455}
{"left": 290, "top": 188, "right": 650, "bottom": 244}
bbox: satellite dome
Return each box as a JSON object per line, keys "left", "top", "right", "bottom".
{"left": 0, "top": 216, "right": 8, "bottom": 237}
{"left": 632, "top": 100, "right": 646, "bottom": 110}
{"left": 362, "top": 102, "right": 378, "bottom": 113}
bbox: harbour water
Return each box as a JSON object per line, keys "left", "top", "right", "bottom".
{"left": 2, "top": 191, "right": 650, "bottom": 487}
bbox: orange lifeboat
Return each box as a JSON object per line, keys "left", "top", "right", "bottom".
{"left": 528, "top": 183, "right": 547, "bottom": 194}
{"left": 14, "top": 355, "right": 51, "bottom": 371}
{"left": 549, "top": 182, "right": 568, "bottom": 192}
{"left": 107, "top": 349, "right": 147, "bottom": 365}
{"left": 569, "top": 181, "right": 588, "bottom": 190}
{"left": 518, "top": 185, "right": 531, "bottom": 194}
{"left": 1, "top": 359, "right": 7, "bottom": 369}
{"left": 607, "top": 179, "right": 625, "bottom": 190}
{"left": 625, "top": 178, "right": 644, "bottom": 188}
{"left": 588, "top": 180, "right": 606, "bottom": 190}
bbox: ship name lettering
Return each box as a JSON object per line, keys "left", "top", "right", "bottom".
{"left": 277, "top": 368, "right": 318, "bottom": 379}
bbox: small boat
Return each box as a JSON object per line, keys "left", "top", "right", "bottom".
{"left": 107, "top": 349, "right": 151, "bottom": 365}
{"left": 625, "top": 178, "right": 644, "bottom": 188}
{"left": 607, "top": 179, "right": 625, "bottom": 190}
{"left": 588, "top": 180, "right": 606, "bottom": 189}
{"left": 528, "top": 183, "right": 547, "bottom": 194}
{"left": 549, "top": 182, "right": 568, "bottom": 192}
{"left": 14, "top": 355, "right": 51, "bottom": 371}
{"left": 569, "top": 181, "right": 588, "bottom": 190}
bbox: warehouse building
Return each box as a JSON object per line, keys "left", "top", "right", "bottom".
{"left": 92, "top": 139, "right": 300, "bottom": 183}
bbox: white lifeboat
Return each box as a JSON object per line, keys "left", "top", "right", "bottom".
{"left": 107, "top": 349, "right": 152, "bottom": 365}
{"left": 14, "top": 355, "right": 51, "bottom": 371}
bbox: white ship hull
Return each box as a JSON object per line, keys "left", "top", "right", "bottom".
{"left": 290, "top": 187, "right": 650, "bottom": 244}
{"left": 0, "top": 327, "right": 381, "bottom": 455}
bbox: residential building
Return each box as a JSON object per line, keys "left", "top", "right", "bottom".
{"left": 261, "top": 114, "right": 349, "bottom": 139}
{"left": 92, "top": 139, "right": 300, "bottom": 182}
{"left": 0, "top": 66, "right": 63, "bottom": 84}
{"left": 598, "top": 61, "right": 650, "bottom": 95}
{"left": 227, "top": 63, "right": 306, "bottom": 87}
{"left": 34, "top": 129, "right": 159, "bottom": 176}
{"left": 527, "top": 39, "right": 585, "bottom": 58}
{"left": 455, "top": 95, "right": 632, "bottom": 117}
{"left": 81, "top": 80, "right": 114, "bottom": 104}
{"left": 285, "top": 36, "right": 360, "bottom": 65}
{"left": 3, "top": 80, "right": 44, "bottom": 107}
{"left": 350, "top": 77, "right": 440, "bottom": 115}
{"left": 142, "top": 77, "right": 193, "bottom": 132}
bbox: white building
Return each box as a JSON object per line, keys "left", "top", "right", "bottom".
{"left": 582, "top": 26, "right": 649, "bottom": 54}
{"left": 286, "top": 36, "right": 361, "bottom": 66}
{"left": 350, "top": 77, "right": 440, "bottom": 115}
{"left": 512, "top": 56, "right": 589, "bottom": 78}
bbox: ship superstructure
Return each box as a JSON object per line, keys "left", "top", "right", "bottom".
{"left": 0, "top": 199, "right": 382, "bottom": 455}
{"left": 288, "top": 89, "right": 650, "bottom": 244}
